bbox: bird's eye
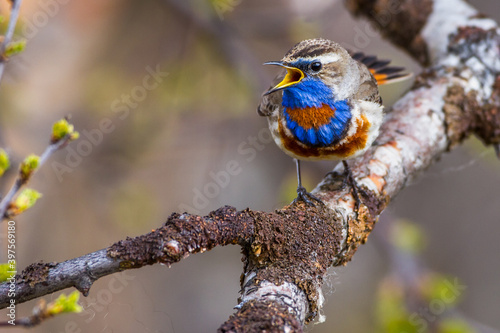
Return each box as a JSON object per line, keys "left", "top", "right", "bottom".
{"left": 310, "top": 61, "right": 322, "bottom": 72}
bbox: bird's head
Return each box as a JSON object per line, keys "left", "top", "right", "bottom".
{"left": 264, "top": 38, "right": 358, "bottom": 103}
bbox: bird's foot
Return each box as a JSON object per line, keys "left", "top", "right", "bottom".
{"left": 293, "top": 186, "right": 324, "bottom": 206}
{"left": 342, "top": 161, "right": 362, "bottom": 211}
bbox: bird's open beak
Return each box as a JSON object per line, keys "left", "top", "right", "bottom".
{"left": 263, "top": 61, "right": 305, "bottom": 95}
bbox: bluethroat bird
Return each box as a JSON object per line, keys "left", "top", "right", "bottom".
{"left": 258, "top": 38, "right": 409, "bottom": 205}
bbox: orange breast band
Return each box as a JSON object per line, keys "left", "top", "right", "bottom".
{"left": 285, "top": 104, "right": 336, "bottom": 130}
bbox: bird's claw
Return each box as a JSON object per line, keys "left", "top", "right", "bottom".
{"left": 342, "top": 161, "right": 362, "bottom": 211}
{"left": 293, "top": 186, "right": 324, "bottom": 206}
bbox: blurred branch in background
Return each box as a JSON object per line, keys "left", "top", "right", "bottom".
{"left": 374, "top": 217, "right": 500, "bottom": 333}
{"left": 162, "top": 0, "right": 269, "bottom": 88}
{"left": 0, "top": 0, "right": 23, "bottom": 84}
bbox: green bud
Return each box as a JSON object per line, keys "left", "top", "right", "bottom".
{"left": 390, "top": 219, "right": 425, "bottom": 254}
{"left": 51, "top": 119, "right": 79, "bottom": 143}
{"left": 0, "top": 262, "right": 16, "bottom": 283}
{"left": 375, "top": 277, "right": 415, "bottom": 332}
{"left": 47, "top": 291, "right": 83, "bottom": 316}
{"left": 19, "top": 154, "right": 40, "bottom": 181}
{"left": 421, "top": 273, "right": 465, "bottom": 307}
{"left": 438, "top": 318, "right": 475, "bottom": 333}
{"left": 4, "top": 39, "right": 26, "bottom": 57}
{"left": 9, "top": 188, "right": 42, "bottom": 216}
{"left": 0, "top": 148, "right": 10, "bottom": 177}
{"left": 70, "top": 131, "right": 80, "bottom": 141}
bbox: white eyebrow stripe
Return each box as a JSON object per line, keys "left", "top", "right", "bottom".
{"left": 298, "top": 53, "right": 341, "bottom": 64}
{"left": 318, "top": 53, "right": 341, "bottom": 64}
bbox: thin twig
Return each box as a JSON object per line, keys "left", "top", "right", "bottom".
{"left": 0, "top": 0, "right": 23, "bottom": 84}
{"left": 0, "top": 135, "right": 72, "bottom": 221}
{"left": 0, "top": 294, "right": 81, "bottom": 328}
{"left": 0, "top": 178, "right": 22, "bottom": 219}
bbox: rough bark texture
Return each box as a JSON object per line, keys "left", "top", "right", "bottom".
{"left": 218, "top": 300, "right": 303, "bottom": 333}
{"left": 108, "top": 206, "right": 255, "bottom": 267}
{"left": 1, "top": 250, "right": 121, "bottom": 308}
{"left": 1, "top": 0, "right": 499, "bottom": 331}
{"left": 346, "top": 0, "right": 434, "bottom": 64}
{"left": 0, "top": 206, "right": 255, "bottom": 308}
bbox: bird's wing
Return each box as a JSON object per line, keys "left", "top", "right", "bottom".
{"left": 352, "top": 60, "right": 383, "bottom": 104}
{"left": 350, "top": 51, "right": 411, "bottom": 85}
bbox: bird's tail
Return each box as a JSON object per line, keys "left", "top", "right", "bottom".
{"left": 351, "top": 52, "right": 412, "bottom": 85}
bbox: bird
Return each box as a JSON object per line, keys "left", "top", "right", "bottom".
{"left": 257, "top": 38, "right": 409, "bottom": 206}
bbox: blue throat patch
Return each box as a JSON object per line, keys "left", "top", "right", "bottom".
{"left": 282, "top": 77, "right": 351, "bottom": 147}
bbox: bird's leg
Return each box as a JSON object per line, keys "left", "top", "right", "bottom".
{"left": 342, "top": 160, "right": 362, "bottom": 211}
{"left": 292, "top": 159, "right": 323, "bottom": 206}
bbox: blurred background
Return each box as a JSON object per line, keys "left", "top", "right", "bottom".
{"left": 0, "top": 0, "right": 499, "bottom": 332}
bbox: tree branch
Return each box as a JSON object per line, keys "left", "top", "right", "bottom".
{"left": 0, "top": 0, "right": 499, "bottom": 331}
{"left": 0, "top": 134, "right": 75, "bottom": 221}
{"left": 0, "top": 0, "right": 23, "bottom": 84}
{"left": 0, "top": 206, "right": 255, "bottom": 307}
{"left": 376, "top": 217, "right": 500, "bottom": 333}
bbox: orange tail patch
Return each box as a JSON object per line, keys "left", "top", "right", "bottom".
{"left": 351, "top": 52, "right": 411, "bottom": 85}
